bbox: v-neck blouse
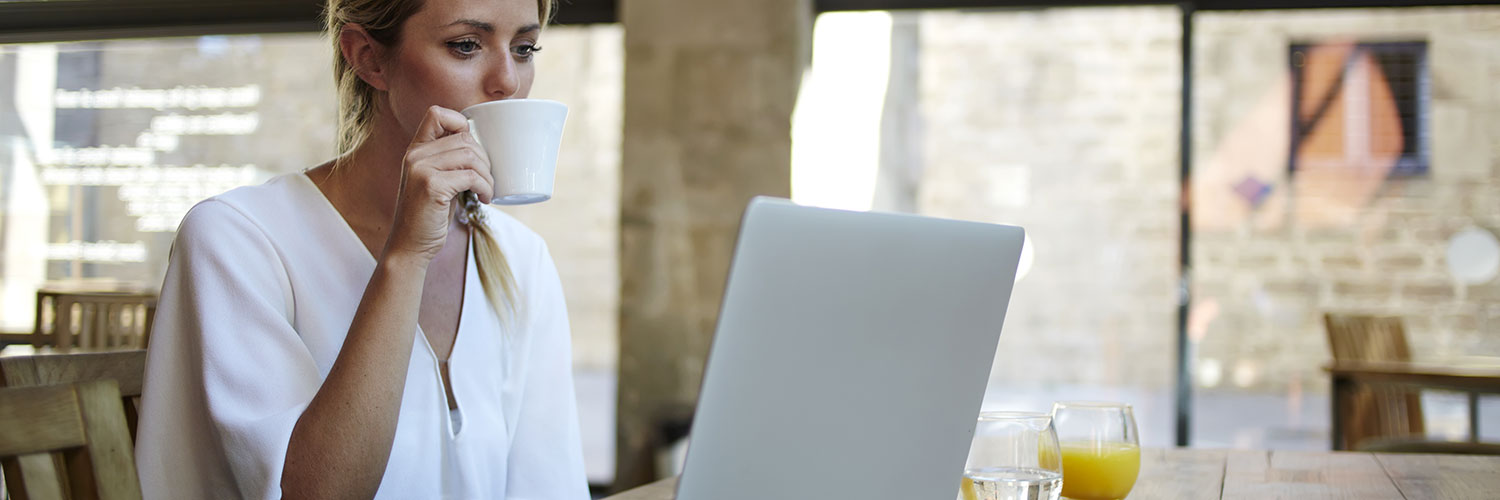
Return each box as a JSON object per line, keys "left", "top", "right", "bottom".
{"left": 135, "top": 173, "right": 589, "bottom": 499}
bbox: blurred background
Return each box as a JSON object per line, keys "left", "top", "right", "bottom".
{"left": 1, "top": 0, "right": 1499, "bottom": 496}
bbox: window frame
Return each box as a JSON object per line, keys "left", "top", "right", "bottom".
{"left": 0, "top": 0, "right": 617, "bottom": 44}
{"left": 4, "top": 0, "right": 1498, "bottom": 44}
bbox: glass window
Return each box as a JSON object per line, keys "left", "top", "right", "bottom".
{"left": 798, "top": 4, "right": 1500, "bottom": 452}
{"left": 2, "top": 35, "right": 333, "bottom": 328}
{"left": 794, "top": 7, "right": 1183, "bottom": 447}
{"left": 1192, "top": 6, "right": 1500, "bottom": 448}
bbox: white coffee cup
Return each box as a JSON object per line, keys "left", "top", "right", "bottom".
{"left": 460, "top": 99, "right": 568, "bottom": 205}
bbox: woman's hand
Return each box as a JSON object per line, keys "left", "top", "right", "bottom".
{"left": 383, "top": 105, "right": 495, "bottom": 263}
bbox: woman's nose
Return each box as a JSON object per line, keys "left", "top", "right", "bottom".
{"left": 486, "top": 56, "right": 519, "bottom": 99}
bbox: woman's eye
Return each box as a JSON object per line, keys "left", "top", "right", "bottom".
{"left": 447, "top": 40, "right": 481, "bottom": 55}
{"left": 514, "top": 44, "right": 542, "bottom": 59}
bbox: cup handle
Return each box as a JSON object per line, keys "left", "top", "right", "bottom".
{"left": 461, "top": 118, "right": 487, "bottom": 210}
{"left": 466, "top": 118, "right": 484, "bottom": 150}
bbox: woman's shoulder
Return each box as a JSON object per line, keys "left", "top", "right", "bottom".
{"left": 175, "top": 172, "right": 325, "bottom": 247}
{"left": 199, "top": 172, "right": 315, "bottom": 217}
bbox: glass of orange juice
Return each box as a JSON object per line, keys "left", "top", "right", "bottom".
{"left": 1049, "top": 402, "right": 1140, "bottom": 500}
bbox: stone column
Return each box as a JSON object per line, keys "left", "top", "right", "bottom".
{"left": 615, "top": 0, "right": 810, "bottom": 489}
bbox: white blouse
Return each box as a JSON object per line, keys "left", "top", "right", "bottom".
{"left": 136, "top": 173, "right": 590, "bottom": 499}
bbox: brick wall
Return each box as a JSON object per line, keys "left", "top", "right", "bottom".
{"left": 615, "top": 0, "right": 807, "bottom": 486}
{"left": 877, "top": 6, "right": 1499, "bottom": 396}
{"left": 909, "top": 7, "right": 1184, "bottom": 390}
{"left": 1191, "top": 7, "right": 1500, "bottom": 392}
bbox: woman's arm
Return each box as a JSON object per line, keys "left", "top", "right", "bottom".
{"left": 279, "top": 254, "right": 427, "bottom": 499}
{"left": 137, "top": 199, "right": 321, "bottom": 500}
{"left": 280, "top": 106, "right": 493, "bottom": 499}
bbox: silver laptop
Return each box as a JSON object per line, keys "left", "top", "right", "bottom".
{"left": 675, "top": 197, "right": 1025, "bottom": 500}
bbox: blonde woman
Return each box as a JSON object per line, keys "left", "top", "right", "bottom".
{"left": 135, "top": 0, "right": 589, "bottom": 497}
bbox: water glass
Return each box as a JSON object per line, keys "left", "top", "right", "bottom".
{"left": 1049, "top": 402, "right": 1141, "bottom": 500}
{"left": 958, "top": 411, "right": 1064, "bottom": 500}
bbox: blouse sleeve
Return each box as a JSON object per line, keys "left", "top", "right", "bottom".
{"left": 136, "top": 200, "right": 322, "bottom": 500}
{"left": 505, "top": 241, "right": 592, "bottom": 499}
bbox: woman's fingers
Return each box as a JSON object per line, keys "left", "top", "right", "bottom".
{"left": 408, "top": 105, "right": 471, "bottom": 146}
{"left": 406, "top": 132, "right": 494, "bottom": 199}
{"left": 459, "top": 132, "right": 495, "bottom": 189}
{"left": 409, "top": 133, "right": 489, "bottom": 169}
{"left": 410, "top": 147, "right": 494, "bottom": 203}
{"left": 385, "top": 105, "right": 494, "bottom": 261}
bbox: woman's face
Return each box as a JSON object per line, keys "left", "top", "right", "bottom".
{"left": 382, "top": 0, "right": 541, "bottom": 136}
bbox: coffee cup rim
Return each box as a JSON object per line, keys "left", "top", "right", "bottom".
{"left": 461, "top": 98, "right": 566, "bottom": 116}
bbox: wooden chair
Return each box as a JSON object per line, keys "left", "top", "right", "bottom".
{"left": 0, "top": 350, "right": 147, "bottom": 439}
{"left": 33, "top": 290, "right": 157, "bottom": 350}
{"left": 1324, "top": 313, "right": 1425, "bottom": 450}
{"left": 1, "top": 351, "right": 147, "bottom": 500}
{"left": 0, "top": 380, "right": 143, "bottom": 500}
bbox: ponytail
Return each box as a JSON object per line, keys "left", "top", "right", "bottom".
{"left": 463, "top": 195, "right": 521, "bottom": 326}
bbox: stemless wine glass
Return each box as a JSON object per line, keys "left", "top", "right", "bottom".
{"left": 958, "top": 412, "right": 1064, "bottom": 500}
{"left": 1049, "top": 402, "right": 1141, "bottom": 500}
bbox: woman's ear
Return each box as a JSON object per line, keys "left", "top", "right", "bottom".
{"left": 339, "top": 23, "right": 391, "bottom": 91}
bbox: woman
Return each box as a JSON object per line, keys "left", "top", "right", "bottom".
{"left": 135, "top": 0, "right": 589, "bottom": 497}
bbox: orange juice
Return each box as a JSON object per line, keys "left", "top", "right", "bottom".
{"left": 960, "top": 476, "right": 977, "bottom": 500}
{"left": 1058, "top": 441, "right": 1140, "bottom": 500}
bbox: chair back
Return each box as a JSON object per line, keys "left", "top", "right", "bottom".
{"left": 34, "top": 291, "right": 156, "bottom": 350}
{"left": 1324, "top": 313, "right": 1424, "bottom": 449}
{"left": 0, "top": 380, "right": 143, "bottom": 500}
{"left": 1, "top": 351, "right": 147, "bottom": 500}
{"left": 1, "top": 350, "right": 147, "bottom": 437}
{"left": 1325, "top": 314, "right": 1412, "bottom": 363}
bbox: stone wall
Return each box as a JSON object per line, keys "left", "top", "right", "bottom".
{"left": 1191, "top": 7, "right": 1500, "bottom": 393}
{"left": 887, "top": 5, "right": 1500, "bottom": 397}
{"left": 615, "top": 0, "right": 809, "bottom": 488}
{"left": 910, "top": 7, "right": 1184, "bottom": 390}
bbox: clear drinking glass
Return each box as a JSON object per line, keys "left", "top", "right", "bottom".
{"left": 958, "top": 411, "right": 1064, "bottom": 500}
{"left": 1049, "top": 402, "right": 1141, "bottom": 500}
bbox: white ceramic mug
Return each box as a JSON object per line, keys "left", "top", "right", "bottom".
{"left": 460, "top": 99, "right": 568, "bottom": 205}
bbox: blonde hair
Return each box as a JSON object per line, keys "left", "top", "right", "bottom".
{"left": 325, "top": 0, "right": 556, "bottom": 325}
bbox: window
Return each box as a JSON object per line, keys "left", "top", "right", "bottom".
{"left": 1194, "top": 8, "right": 1500, "bottom": 449}
{"left": 794, "top": 7, "right": 1183, "bottom": 447}
{"left": 1290, "top": 41, "right": 1430, "bottom": 177}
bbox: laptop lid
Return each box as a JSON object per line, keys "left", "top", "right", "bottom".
{"left": 675, "top": 197, "right": 1025, "bottom": 500}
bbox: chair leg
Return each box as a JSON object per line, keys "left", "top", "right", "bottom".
{"left": 1332, "top": 375, "right": 1349, "bottom": 450}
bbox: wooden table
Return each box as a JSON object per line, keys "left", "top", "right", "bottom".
{"left": 603, "top": 448, "right": 1500, "bottom": 499}
{"left": 1326, "top": 358, "right": 1500, "bottom": 450}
